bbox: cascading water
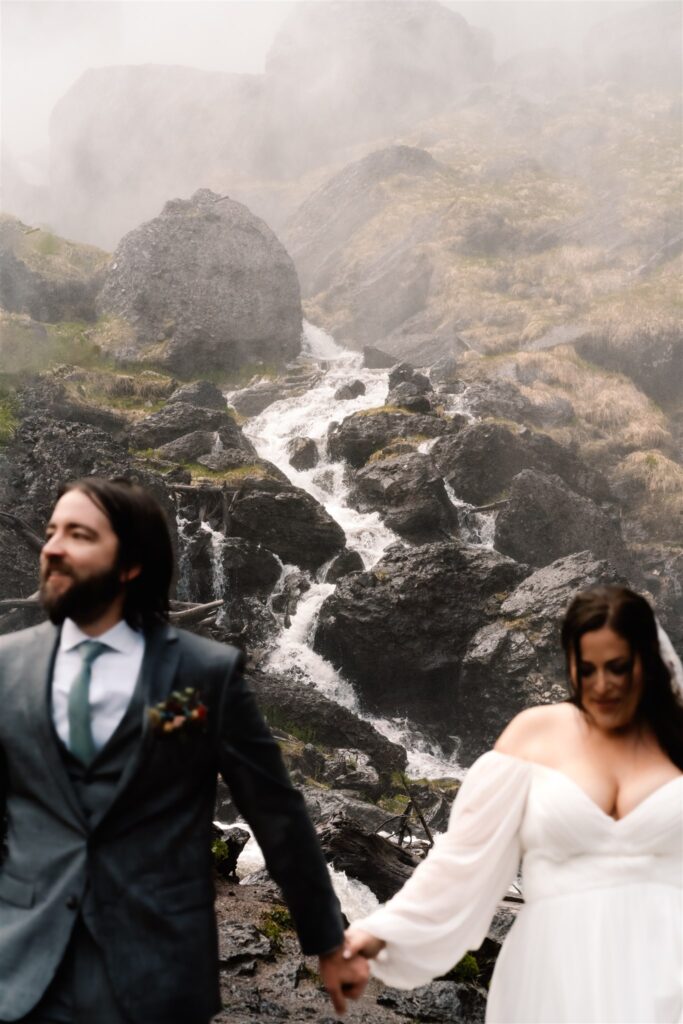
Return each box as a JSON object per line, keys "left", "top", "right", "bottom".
{"left": 200, "top": 521, "right": 227, "bottom": 602}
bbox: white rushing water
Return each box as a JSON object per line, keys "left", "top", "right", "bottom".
{"left": 228, "top": 321, "right": 466, "bottom": 779}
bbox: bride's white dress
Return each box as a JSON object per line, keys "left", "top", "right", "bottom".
{"left": 354, "top": 751, "right": 683, "bottom": 1023}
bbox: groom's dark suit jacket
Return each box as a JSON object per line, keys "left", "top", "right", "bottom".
{"left": 0, "top": 620, "right": 344, "bottom": 1023}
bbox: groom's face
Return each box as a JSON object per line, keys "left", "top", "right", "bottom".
{"left": 40, "top": 489, "right": 124, "bottom": 626}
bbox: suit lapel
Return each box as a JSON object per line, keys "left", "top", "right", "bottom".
{"left": 29, "top": 623, "right": 89, "bottom": 831}
{"left": 89, "top": 621, "right": 181, "bottom": 831}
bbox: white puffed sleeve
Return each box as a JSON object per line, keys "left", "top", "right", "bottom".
{"left": 352, "top": 750, "right": 532, "bottom": 989}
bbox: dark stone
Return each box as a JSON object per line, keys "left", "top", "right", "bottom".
{"left": 325, "top": 549, "right": 364, "bottom": 582}
{"left": 457, "top": 551, "right": 627, "bottom": 763}
{"left": 217, "top": 923, "right": 273, "bottom": 965}
{"left": 431, "top": 422, "right": 611, "bottom": 507}
{"left": 317, "top": 816, "right": 419, "bottom": 902}
{"left": 98, "top": 188, "right": 302, "bottom": 375}
{"left": 229, "top": 482, "right": 346, "bottom": 572}
{"left": 363, "top": 345, "right": 397, "bottom": 369}
{"left": 167, "top": 379, "right": 227, "bottom": 410}
{"left": 378, "top": 981, "right": 486, "bottom": 1024}
{"left": 248, "top": 670, "right": 407, "bottom": 782}
{"left": 17, "top": 376, "right": 125, "bottom": 435}
{"left": 328, "top": 410, "right": 455, "bottom": 469}
{"left": 494, "top": 470, "right": 626, "bottom": 569}
{"left": 313, "top": 541, "right": 529, "bottom": 741}
{"left": 387, "top": 362, "right": 431, "bottom": 392}
{"left": 286, "top": 436, "right": 319, "bottom": 471}
{"left": 213, "top": 825, "right": 251, "bottom": 879}
{"left": 128, "top": 402, "right": 256, "bottom": 453}
{"left": 155, "top": 430, "right": 221, "bottom": 462}
{"left": 386, "top": 380, "right": 434, "bottom": 413}
{"left": 334, "top": 379, "right": 366, "bottom": 401}
{"left": 349, "top": 452, "right": 457, "bottom": 543}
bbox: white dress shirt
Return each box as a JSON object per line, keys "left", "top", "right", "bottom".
{"left": 52, "top": 618, "right": 146, "bottom": 753}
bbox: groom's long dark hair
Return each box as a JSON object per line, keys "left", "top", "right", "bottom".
{"left": 561, "top": 586, "right": 683, "bottom": 771}
{"left": 60, "top": 476, "right": 174, "bottom": 630}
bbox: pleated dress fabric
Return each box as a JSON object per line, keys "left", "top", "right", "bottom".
{"left": 354, "top": 751, "right": 683, "bottom": 1023}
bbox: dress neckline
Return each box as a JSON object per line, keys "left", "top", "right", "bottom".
{"left": 489, "top": 750, "right": 683, "bottom": 825}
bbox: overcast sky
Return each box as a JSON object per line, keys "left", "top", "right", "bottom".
{"left": 0, "top": 0, "right": 671, "bottom": 170}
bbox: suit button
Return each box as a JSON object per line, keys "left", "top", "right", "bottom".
{"left": 65, "top": 895, "right": 78, "bottom": 910}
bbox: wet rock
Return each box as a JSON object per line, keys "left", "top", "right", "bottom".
{"left": 0, "top": 214, "right": 108, "bottom": 323}
{"left": 431, "top": 422, "right": 610, "bottom": 507}
{"left": 98, "top": 188, "right": 302, "bottom": 375}
{"left": 128, "top": 402, "right": 256, "bottom": 453}
{"left": 229, "top": 482, "right": 345, "bottom": 572}
{"left": 269, "top": 569, "right": 311, "bottom": 622}
{"left": 325, "top": 549, "right": 364, "bottom": 583}
{"left": 378, "top": 981, "right": 486, "bottom": 1023}
{"left": 457, "top": 551, "right": 627, "bottom": 763}
{"left": 286, "top": 436, "right": 319, "bottom": 471}
{"left": 217, "top": 923, "right": 274, "bottom": 966}
{"left": 212, "top": 825, "right": 251, "bottom": 880}
{"left": 494, "top": 470, "right": 626, "bottom": 569}
{"left": 317, "top": 816, "right": 419, "bottom": 901}
{"left": 363, "top": 345, "right": 396, "bottom": 369}
{"left": 464, "top": 378, "right": 535, "bottom": 424}
{"left": 334, "top": 379, "right": 366, "bottom": 401}
{"left": 314, "top": 541, "right": 529, "bottom": 741}
{"left": 155, "top": 429, "right": 227, "bottom": 462}
{"left": 387, "top": 362, "right": 431, "bottom": 393}
{"left": 328, "top": 409, "right": 455, "bottom": 469}
{"left": 17, "top": 376, "right": 125, "bottom": 435}
{"left": 196, "top": 452, "right": 288, "bottom": 482}
{"left": 248, "top": 670, "right": 407, "bottom": 782}
{"left": 167, "top": 379, "right": 227, "bottom": 410}
{"left": 349, "top": 451, "right": 457, "bottom": 543}
{"left": 305, "top": 748, "right": 381, "bottom": 798}
{"left": 429, "top": 355, "right": 460, "bottom": 388}
{"left": 386, "top": 380, "right": 434, "bottom": 413}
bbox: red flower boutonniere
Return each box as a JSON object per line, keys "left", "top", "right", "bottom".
{"left": 148, "top": 687, "right": 208, "bottom": 735}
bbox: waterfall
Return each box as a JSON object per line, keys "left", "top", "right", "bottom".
{"left": 200, "top": 520, "right": 227, "bottom": 601}
{"left": 175, "top": 514, "right": 194, "bottom": 601}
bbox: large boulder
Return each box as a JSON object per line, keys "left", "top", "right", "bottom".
{"left": 457, "top": 552, "right": 627, "bottom": 763}
{"left": 314, "top": 541, "right": 529, "bottom": 742}
{"left": 167, "top": 380, "right": 227, "bottom": 410}
{"left": 0, "top": 214, "right": 108, "bottom": 323}
{"left": 127, "top": 402, "right": 255, "bottom": 454}
{"left": 494, "top": 470, "right": 626, "bottom": 569}
{"left": 248, "top": 670, "right": 407, "bottom": 782}
{"left": 431, "top": 422, "right": 610, "bottom": 507}
{"left": 97, "top": 189, "right": 302, "bottom": 375}
{"left": 228, "top": 481, "right": 346, "bottom": 572}
{"left": 328, "top": 409, "right": 459, "bottom": 469}
{"left": 348, "top": 452, "right": 457, "bottom": 543}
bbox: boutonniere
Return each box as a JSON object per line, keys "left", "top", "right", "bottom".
{"left": 148, "top": 687, "right": 208, "bottom": 735}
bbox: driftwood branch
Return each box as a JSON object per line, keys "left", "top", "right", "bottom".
{"left": 0, "top": 592, "right": 40, "bottom": 610}
{"left": 169, "top": 600, "right": 223, "bottom": 624}
{"left": 401, "top": 775, "right": 435, "bottom": 848}
{"left": 0, "top": 511, "right": 43, "bottom": 552}
{"left": 471, "top": 499, "right": 509, "bottom": 514}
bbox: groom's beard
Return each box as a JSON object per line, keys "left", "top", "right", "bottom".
{"left": 40, "top": 559, "right": 125, "bottom": 626}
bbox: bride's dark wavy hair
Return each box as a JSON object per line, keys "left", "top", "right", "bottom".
{"left": 561, "top": 585, "right": 683, "bottom": 771}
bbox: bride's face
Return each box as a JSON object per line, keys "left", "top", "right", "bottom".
{"left": 573, "top": 626, "right": 644, "bottom": 732}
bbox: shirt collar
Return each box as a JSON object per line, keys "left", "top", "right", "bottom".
{"left": 60, "top": 617, "right": 143, "bottom": 655}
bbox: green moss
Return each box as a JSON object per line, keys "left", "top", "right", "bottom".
{"left": 186, "top": 462, "right": 273, "bottom": 484}
{"left": 0, "top": 391, "right": 19, "bottom": 445}
{"left": 33, "top": 231, "right": 60, "bottom": 257}
{"left": 261, "top": 706, "right": 318, "bottom": 745}
{"left": 211, "top": 837, "right": 230, "bottom": 865}
{"left": 259, "top": 905, "right": 294, "bottom": 951}
{"left": 449, "top": 953, "right": 480, "bottom": 983}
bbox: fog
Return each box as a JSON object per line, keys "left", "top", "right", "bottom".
{"left": 1, "top": 1, "right": 673, "bottom": 169}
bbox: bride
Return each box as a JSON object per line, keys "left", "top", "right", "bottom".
{"left": 345, "top": 586, "right": 683, "bottom": 1023}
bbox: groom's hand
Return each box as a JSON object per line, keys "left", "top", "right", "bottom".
{"left": 318, "top": 943, "right": 370, "bottom": 1015}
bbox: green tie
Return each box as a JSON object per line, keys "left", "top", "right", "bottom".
{"left": 68, "top": 640, "right": 109, "bottom": 765}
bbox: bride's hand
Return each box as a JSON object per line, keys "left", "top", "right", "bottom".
{"left": 344, "top": 926, "right": 387, "bottom": 960}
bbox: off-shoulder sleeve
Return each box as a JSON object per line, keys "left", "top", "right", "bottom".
{"left": 352, "top": 750, "right": 532, "bottom": 989}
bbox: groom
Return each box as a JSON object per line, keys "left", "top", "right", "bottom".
{"left": 0, "top": 477, "right": 368, "bottom": 1023}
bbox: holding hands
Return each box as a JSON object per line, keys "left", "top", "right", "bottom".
{"left": 318, "top": 929, "right": 386, "bottom": 1015}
